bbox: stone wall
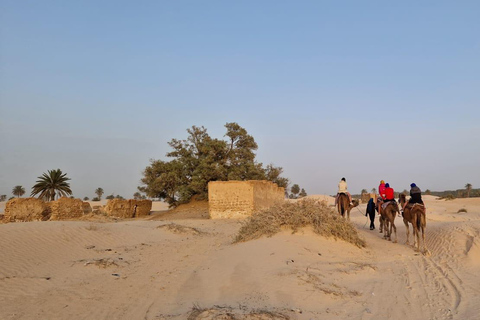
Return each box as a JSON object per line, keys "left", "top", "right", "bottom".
{"left": 3, "top": 198, "right": 51, "bottom": 222}
{"left": 48, "top": 197, "right": 87, "bottom": 221}
{"left": 208, "top": 180, "right": 285, "bottom": 219}
{"left": 104, "top": 199, "right": 152, "bottom": 218}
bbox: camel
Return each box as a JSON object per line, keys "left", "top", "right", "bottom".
{"left": 336, "top": 193, "right": 359, "bottom": 220}
{"left": 379, "top": 200, "right": 398, "bottom": 242}
{"left": 399, "top": 194, "right": 429, "bottom": 254}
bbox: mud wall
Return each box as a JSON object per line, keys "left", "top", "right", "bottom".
{"left": 48, "top": 197, "right": 87, "bottom": 220}
{"left": 3, "top": 198, "right": 51, "bottom": 222}
{"left": 104, "top": 199, "right": 152, "bottom": 218}
{"left": 208, "top": 180, "right": 284, "bottom": 219}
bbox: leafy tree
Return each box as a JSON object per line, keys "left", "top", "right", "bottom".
{"left": 371, "top": 188, "right": 377, "bottom": 194}
{"left": 425, "top": 189, "right": 431, "bottom": 195}
{"left": 115, "top": 195, "right": 124, "bottom": 200}
{"left": 106, "top": 194, "right": 114, "bottom": 200}
{"left": 361, "top": 189, "right": 368, "bottom": 195}
{"left": 95, "top": 188, "right": 104, "bottom": 200}
{"left": 0, "top": 195, "right": 6, "bottom": 201}
{"left": 31, "top": 169, "right": 72, "bottom": 201}
{"left": 291, "top": 184, "right": 300, "bottom": 198}
{"left": 12, "top": 185, "right": 25, "bottom": 198}
{"left": 299, "top": 188, "right": 307, "bottom": 198}
{"left": 92, "top": 197, "right": 100, "bottom": 201}
{"left": 139, "top": 123, "right": 288, "bottom": 206}
{"left": 133, "top": 192, "right": 142, "bottom": 200}
{"left": 83, "top": 197, "right": 89, "bottom": 201}
{"left": 465, "top": 183, "right": 472, "bottom": 198}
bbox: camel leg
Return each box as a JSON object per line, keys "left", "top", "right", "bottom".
{"left": 404, "top": 220, "right": 410, "bottom": 245}
{"left": 379, "top": 216, "right": 383, "bottom": 233}
{"left": 391, "top": 220, "right": 397, "bottom": 243}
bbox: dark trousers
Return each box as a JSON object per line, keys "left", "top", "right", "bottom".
{"left": 367, "top": 210, "right": 375, "bottom": 229}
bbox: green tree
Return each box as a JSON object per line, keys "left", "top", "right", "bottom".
{"left": 83, "top": 196, "right": 89, "bottom": 201}
{"left": 425, "top": 189, "right": 431, "bottom": 195}
{"left": 12, "top": 185, "right": 25, "bottom": 198}
{"left": 465, "top": 183, "right": 472, "bottom": 198}
{"left": 106, "top": 194, "right": 114, "bottom": 200}
{"left": 291, "top": 184, "right": 300, "bottom": 199}
{"left": 361, "top": 189, "right": 368, "bottom": 195}
{"left": 133, "top": 192, "right": 142, "bottom": 200}
{"left": 371, "top": 188, "right": 377, "bottom": 194}
{"left": 299, "top": 188, "right": 307, "bottom": 198}
{"left": 0, "top": 195, "right": 7, "bottom": 201}
{"left": 95, "top": 188, "right": 104, "bottom": 200}
{"left": 31, "top": 169, "right": 72, "bottom": 201}
{"left": 139, "top": 123, "right": 287, "bottom": 206}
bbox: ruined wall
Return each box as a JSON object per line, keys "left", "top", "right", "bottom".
{"left": 208, "top": 180, "right": 285, "bottom": 219}
{"left": 3, "top": 198, "right": 51, "bottom": 222}
{"left": 252, "top": 180, "right": 285, "bottom": 212}
{"left": 104, "top": 199, "right": 152, "bottom": 218}
{"left": 48, "top": 197, "right": 85, "bottom": 220}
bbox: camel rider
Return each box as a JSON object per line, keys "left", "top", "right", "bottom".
{"left": 403, "top": 183, "right": 426, "bottom": 213}
{"left": 378, "top": 180, "right": 386, "bottom": 200}
{"left": 384, "top": 183, "right": 395, "bottom": 203}
{"left": 377, "top": 180, "right": 386, "bottom": 216}
{"left": 335, "top": 177, "right": 352, "bottom": 206}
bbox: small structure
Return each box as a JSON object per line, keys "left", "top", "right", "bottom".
{"left": 208, "top": 180, "right": 285, "bottom": 219}
{"left": 104, "top": 199, "right": 152, "bottom": 218}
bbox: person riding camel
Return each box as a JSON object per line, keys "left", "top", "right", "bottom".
{"left": 403, "top": 183, "right": 426, "bottom": 213}
{"left": 378, "top": 180, "right": 386, "bottom": 200}
{"left": 377, "top": 180, "right": 386, "bottom": 216}
{"left": 335, "top": 177, "right": 352, "bottom": 206}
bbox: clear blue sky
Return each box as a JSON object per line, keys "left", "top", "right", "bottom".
{"left": 1, "top": 1, "right": 479, "bottom": 199}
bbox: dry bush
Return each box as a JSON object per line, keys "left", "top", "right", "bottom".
{"left": 187, "top": 304, "right": 290, "bottom": 319}
{"left": 157, "top": 223, "right": 205, "bottom": 235}
{"left": 234, "top": 199, "right": 365, "bottom": 248}
{"left": 457, "top": 208, "right": 467, "bottom": 213}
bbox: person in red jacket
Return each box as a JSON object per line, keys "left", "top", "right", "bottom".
{"left": 377, "top": 180, "right": 387, "bottom": 216}
{"left": 381, "top": 183, "right": 400, "bottom": 217}
{"left": 378, "top": 180, "right": 386, "bottom": 200}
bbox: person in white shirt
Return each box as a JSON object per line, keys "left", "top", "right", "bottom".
{"left": 336, "top": 177, "right": 352, "bottom": 205}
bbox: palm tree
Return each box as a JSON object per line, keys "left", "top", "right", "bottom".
{"left": 95, "top": 188, "right": 104, "bottom": 200}
{"left": 12, "top": 185, "right": 25, "bottom": 198}
{"left": 465, "top": 183, "right": 472, "bottom": 198}
{"left": 31, "top": 169, "right": 72, "bottom": 201}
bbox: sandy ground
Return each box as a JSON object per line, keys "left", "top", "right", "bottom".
{"left": 1, "top": 196, "right": 479, "bottom": 319}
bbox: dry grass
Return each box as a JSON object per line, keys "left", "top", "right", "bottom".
{"left": 187, "top": 304, "right": 290, "bottom": 319}
{"left": 157, "top": 223, "right": 205, "bottom": 235}
{"left": 234, "top": 199, "right": 366, "bottom": 248}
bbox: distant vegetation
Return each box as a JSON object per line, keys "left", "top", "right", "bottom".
{"left": 95, "top": 188, "right": 104, "bottom": 200}
{"left": 0, "top": 195, "right": 6, "bottom": 201}
{"left": 12, "top": 185, "right": 25, "bottom": 198}
{"left": 287, "top": 184, "right": 307, "bottom": 199}
{"left": 31, "top": 169, "right": 72, "bottom": 201}
{"left": 139, "top": 123, "right": 289, "bottom": 207}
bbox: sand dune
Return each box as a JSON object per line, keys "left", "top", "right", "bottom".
{"left": 1, "top": 196, "right": 479, "bottom": 319}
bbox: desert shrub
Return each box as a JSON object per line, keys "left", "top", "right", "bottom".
{"left": 92, "top": 197, "right": 100, "bottom": 201}
{"left": 234, "top": 199, "right": 366, "bottom": 248}
{"left": 457, "top": 208, "right": 467, "bottom": 213}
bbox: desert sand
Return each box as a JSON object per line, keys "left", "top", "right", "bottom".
{"left": 1, "top": 196, "right": 479, "bottom": 319}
